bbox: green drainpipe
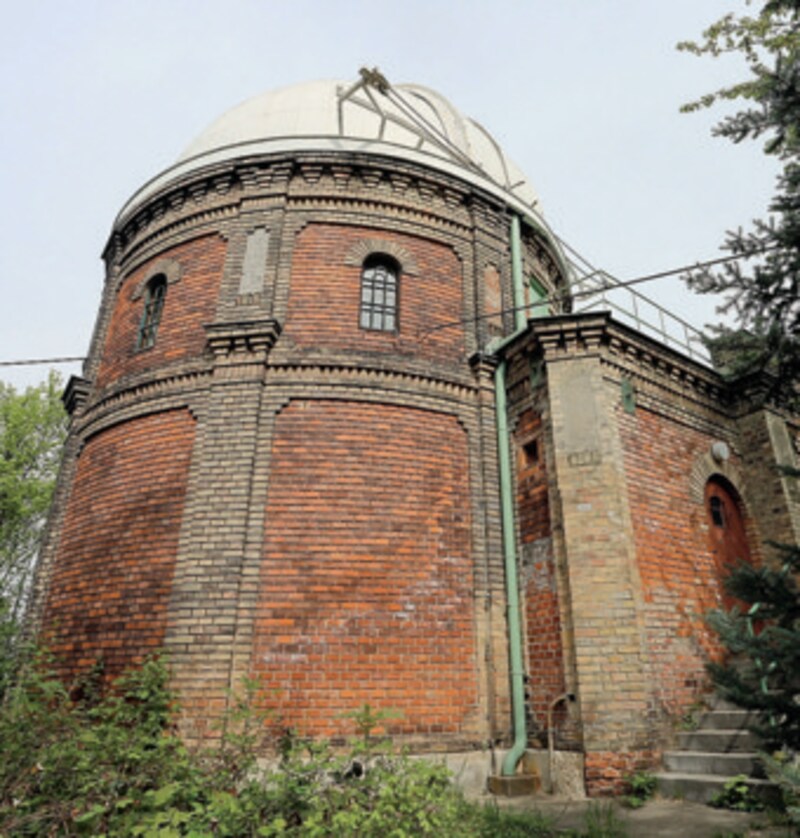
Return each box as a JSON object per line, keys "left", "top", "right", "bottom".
{"left": 495, "top": 213, "right": 529, "bottom": 776}
{"left": 495, "top": 358, "right": 528, "bottom": 776}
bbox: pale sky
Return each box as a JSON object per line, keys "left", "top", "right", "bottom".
{"left": 0, "top": 0, "right": 779, "bottom": 390}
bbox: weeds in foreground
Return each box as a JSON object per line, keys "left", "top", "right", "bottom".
{"left": 762, "top": 750, "right": 800, "bottom": 830}
{"left": 709, "top": 774, "right": 765, "bottom": 813}
{"left": 577, "top": 802, "right": 629, "bottom": 838}
{"left": 477, "top": 803, "right": 556, "bottom": 836}
{"left": 620, "top": 771, "right": 657, "bottom": 809}
{"left": 0, "top": 655, "right": 595, "bottom": 836}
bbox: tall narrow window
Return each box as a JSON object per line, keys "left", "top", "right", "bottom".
{"left": 359, "top": 255, "right": 398, "bottom": 332}
{"left": 137, "top": 274, "right": 167, "bottom": 350}
{"left": 709, "top": 495, "right": 725, "bottom": 528}
{"left": 527, "top": 275, "right": 549, "bottom": 319}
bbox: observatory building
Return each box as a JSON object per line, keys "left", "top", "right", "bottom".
{"left": 32, "top": 71, "right": 800, "bottom": 795}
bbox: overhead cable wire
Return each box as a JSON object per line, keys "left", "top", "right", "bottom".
{"left": 0, "top": 248, "right": 776, "bottom": 365}
{"left": 418, "top": 247, "right": 777, "bottom": 338}
{"left": 0, "top": 356, "right": 85, "bottom": 368}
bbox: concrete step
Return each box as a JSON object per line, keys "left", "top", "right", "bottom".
{"left": 676, "top": 729, "right": 759, "bottom": 753}
{"left": 655, "top": 772, "right": 780, "bottom": 806}
{"left": 662, "top": 750, "right": 764, "bottom": 778}
{"left": 695, "top": 709, "right": 753, "bottom": 730}
{"left": 708, "top": 695, "right": 738, "bottom": 710}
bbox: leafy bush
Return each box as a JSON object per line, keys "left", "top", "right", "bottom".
{"left": 621, "top": 771, "right": 657, "bottom": 809}
{"left": 709, "top": 774, "right": 765, "bottom": 813}
{"left": 2, "top": 654, "right": 645, "bottom": 835}
{"left": 0, "top": 653, "right": 199, "bottom": 835}
{"left": 1, "top": 655, "right": 557, "bottom": 836}
{"left": 762, "top": 750, "right": 800, "bottom": 829}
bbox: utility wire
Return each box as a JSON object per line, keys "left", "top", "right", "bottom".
{"left": 0, "top": 356, "right": 85, "bottom": 368}
{"left": 419, "top": 248, "right": 776, "bottom": 338}
{"left": 0, "top": 248, "right": 777, "bottom": 366}
{"left": 0, "top": 248, "right": 775, "bottom": 365}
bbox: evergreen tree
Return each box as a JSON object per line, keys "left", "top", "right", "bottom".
{"left": 679, "top": 0, "right": 800, "bottom": 408}
{"left": 681, "top": 0, "right": 800, "bottom": 753}
{"left": 705, "top": 537, "right": 800, "bottom": 750}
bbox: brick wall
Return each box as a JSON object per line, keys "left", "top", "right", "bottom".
{"left": 514, "top": 409, "right": 566, "bottom": 738}
{"left": 253, "top": 399, "right": 478, "bottom": 741}
{"left": 484, "top": 265, "right": 503, "bottom": 340}
{"left": 42, "top": 409, "right": 195, "bottom": 680}
{"left": 619, "top": 406, "right": 738, "bottom": 718}
{"left": 285, "top": 224, "right": 464, "bottom": 363}
{"left": 96, "top": 235, "right": 226, "bottom": 389}
{"left": 544, "top": 350, "right": 651, "bottom": 768}
{"left": 585, "top": 750, "right": 660, "bottom": 797}
{"left": 738, "top": 409, "right": 800, "bottom": 546}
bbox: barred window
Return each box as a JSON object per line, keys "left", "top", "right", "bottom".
{"left": 137, "top": 274, "right": 167, "bottom": 350}
{"left": 359, "top": 255, "right": 399, "bottom": 332}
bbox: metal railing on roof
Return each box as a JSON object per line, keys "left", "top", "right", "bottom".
{"left": 346, "top": 68, "right": 714, "bottom": 368}
{"left": 560, "top": 239, "right": 713, "bottom": 366}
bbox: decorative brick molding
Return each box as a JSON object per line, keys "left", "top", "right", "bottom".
{"left": 343, "top": 237, "right": 419, "bottom": 275}
{"left": 130, "top": 257, "right": 183, "bottom": 300}
{"left": 204, "top": 318, "right": 282, "bottom": 361}
{"left": 689, "top": 448, "right": 746, "bottom": 505}
{"left": 62, "top": 375, "right": 91, "bottom": 417}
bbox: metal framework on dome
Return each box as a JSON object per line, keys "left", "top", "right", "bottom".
{"left": 338, "top": 68, "right": 711, "bottom": 367}
{"left": 338, "top": 67, "right": 496, "bottom": 183}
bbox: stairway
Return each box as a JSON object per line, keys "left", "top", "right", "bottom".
{"left": 655, "top": 698, "right": 780, "bottom": 805}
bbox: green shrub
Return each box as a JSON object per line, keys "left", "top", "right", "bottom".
{"left": 762, "top": 750, "right": 800, "bottom": 829}
{"left": 709, "top": 774, "right": 765, "bottom": 812}
{"left": 3, "top": 654, "right": 547, "bottom": 836}
{"left": 0, "top": 653, "right": 200, "bottom": 836}
{"left": 8, "top": 654, "right": 631, "bottom": 835}
{"left": 621, "top": 771, "right": 657, "bottom": 809}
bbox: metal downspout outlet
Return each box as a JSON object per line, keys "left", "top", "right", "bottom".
{"left": 491, "top": 214, "right": 531, "bottom": 787}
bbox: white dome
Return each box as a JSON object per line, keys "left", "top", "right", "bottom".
{"left": 116, "top": 78, "right": 541, "bottom": 224}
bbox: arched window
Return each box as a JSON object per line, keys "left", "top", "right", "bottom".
{"left": 137, "top": 274, "right": 167, "bottom": 350}
{"left": 359, "top": 255, "right": 398, "bottom": 332}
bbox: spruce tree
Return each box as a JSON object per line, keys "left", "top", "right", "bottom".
{"left": 705, "top": 534, "right": 800, "bottom": 750}
{"left": 680, "top": 1, "right": 800, "bottom": 752}
{"left": 679, "top": 0, "right": 800, "bottom": 409}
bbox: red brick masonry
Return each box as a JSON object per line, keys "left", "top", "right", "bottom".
{"left": 43, "top": 409, "right": 195, "bottom": 679}
{"left": 253, "top": 399, "right": 479, "bottom": 740}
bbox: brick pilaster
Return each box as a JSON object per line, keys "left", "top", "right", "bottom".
{"left": 165, "top": 319, "right": 280, "bottom": 741}
{"left": 539, "top": 320, "right": 652, "bottom": 755}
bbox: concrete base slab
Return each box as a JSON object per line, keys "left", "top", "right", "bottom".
{"left": 414, "top": 751, "right": 493, "bottom": 798}
{"left": 424, "top": 747, "right": 584, "bottom": 799}
{"left": 487, "top": 773, "right": 540, "bottom": 796}
{"left": 523, "top": 749, "right": 586, "bottom": 798}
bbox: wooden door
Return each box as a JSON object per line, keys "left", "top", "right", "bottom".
{"left": 705, "top": 478, "right": 752, "bottom": 609}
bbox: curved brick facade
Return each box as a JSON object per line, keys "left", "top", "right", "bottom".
{"left": 42, "top": 409, "right": 195, "bottom": 675}
{"left": 255, "top": 400, "right": 477, "bottom": 741}
{"left": 31, "top": 81, "right": 800, "bottom": 796}
{"left": 33, "top": 128, "right": 570, "bottom": 752}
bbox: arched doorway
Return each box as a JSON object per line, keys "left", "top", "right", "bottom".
{"left": 705, "top": 476, "right": 753, "bottom": 609}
